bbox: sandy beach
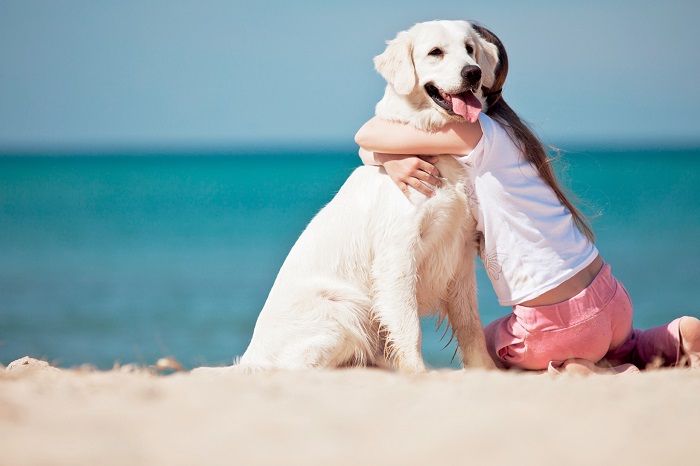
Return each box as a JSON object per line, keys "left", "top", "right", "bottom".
{"left": 1, "top": 357, "right": 698, "bottom": 466}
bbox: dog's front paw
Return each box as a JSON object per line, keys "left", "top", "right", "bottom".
{"left": 395, "top": 357, "right": 427, "bottom": 374}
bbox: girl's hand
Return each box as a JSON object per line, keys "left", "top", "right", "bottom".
{"left": 375, "top": 153, "right": 442, "bottom": 198}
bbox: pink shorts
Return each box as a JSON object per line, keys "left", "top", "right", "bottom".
{"left": 483, "top": 264, "right": 683, "bottom": 371}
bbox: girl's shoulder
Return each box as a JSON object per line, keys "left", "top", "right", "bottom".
{"left": 468, "top": 113, "right": 522, "bottom": 169}
{"left": 478, "top": 113, "right": 510, "bottom": 144}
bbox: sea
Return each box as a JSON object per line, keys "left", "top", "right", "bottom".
{"left": 1, "top": 146, "right": 698, "bottom": 370}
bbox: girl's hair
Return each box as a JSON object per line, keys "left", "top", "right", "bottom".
{"left": 470, "top": 22, "right": 595, "bottom": 243}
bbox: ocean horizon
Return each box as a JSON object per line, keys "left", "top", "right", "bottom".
{"left": 1, "top": 145, "right": 698, "bottom": 370}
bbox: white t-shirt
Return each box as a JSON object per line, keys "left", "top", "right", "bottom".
{"left": 457, "top": 114, "right": 598, "bottom": 306}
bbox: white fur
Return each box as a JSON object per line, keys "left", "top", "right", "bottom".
{"left": 195, "top": 20, "right": 498, "bottom": 374}
{"left": 374, "top": 20, "right": 499, "bottom": 131}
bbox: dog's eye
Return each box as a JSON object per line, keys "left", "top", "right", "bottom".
{"left": 465, "top": 44, "right": 474, "bottom": 55}
{"left": 428, "top": 48, "right": 443, "bottom": 57}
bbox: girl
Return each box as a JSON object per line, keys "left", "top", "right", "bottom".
{"left": 354, "top": 23, "right": 699, "bottom": 373}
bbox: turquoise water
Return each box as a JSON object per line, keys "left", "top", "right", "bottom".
{"left": 1, "top": 148, "right": 698, "bottom": 369}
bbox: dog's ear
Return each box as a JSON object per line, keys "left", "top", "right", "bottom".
{"left": 474, "top": 35, "right": 499, "bottom": 89}
{"left": 373, "top": 31, "right": 416, "bottom": 95}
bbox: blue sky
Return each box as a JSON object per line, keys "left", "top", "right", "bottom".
{"left": 1, "top": 0, "right": 698, "bottom": 150}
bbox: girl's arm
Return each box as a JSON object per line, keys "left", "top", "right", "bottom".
{"left": 358, "top": 147, "right": 381, "bottom": 166}
{"left": 354, "top": 117, "right": 482, "bottom": 156}
{"left": 355, "top": 117, "right": 481, "bottom": 198}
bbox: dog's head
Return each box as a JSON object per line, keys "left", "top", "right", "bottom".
{"left": 374, "top": 20, "right": 499, "bottom": 130}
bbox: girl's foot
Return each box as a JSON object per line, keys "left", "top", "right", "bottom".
{"left": 679, "top": 316, "right": 700, "bottom": 368}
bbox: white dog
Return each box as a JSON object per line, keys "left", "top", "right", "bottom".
{"left": 197, "top": 20, "right": 499, "bottom": 373}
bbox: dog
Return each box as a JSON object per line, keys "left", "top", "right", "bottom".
{"left": 196, "top": 20, "right": 499, "bottom": 373}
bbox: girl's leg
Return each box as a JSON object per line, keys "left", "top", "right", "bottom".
{"left": 483, "top": 315, "right": 519, "bottom": 369}
{"left": 484, "top": 265, "right": 634, "bottom": 371}
{"left": 679, "top": 316, "right": 700, "bottom": 368}
{"left": 555, "top": 316, "right": 700, "bottom": 373}
{"left": 632, "top": 316, "right": 699, "bottom": 368}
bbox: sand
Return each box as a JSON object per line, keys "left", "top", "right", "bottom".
{"left": 1, "top": 357, "right": 698, "bottom": 466}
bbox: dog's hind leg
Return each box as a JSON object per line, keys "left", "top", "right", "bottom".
{"left": 245, "top": 286, "right": 377, "bottom": 370}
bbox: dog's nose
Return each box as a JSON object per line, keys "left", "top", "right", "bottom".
{"left": 461, "top": 65, "right": 481, "bottom": 86}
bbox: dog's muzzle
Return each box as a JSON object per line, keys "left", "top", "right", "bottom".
{"left": 461, "top": 65, "right": 482, "bottom": 91}
{"left": 424, "top": 64, "right": 484, "bottom": 124}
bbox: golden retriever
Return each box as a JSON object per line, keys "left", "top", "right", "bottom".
{"left": 195, "top": 20, "right": 499, "bottom": 373}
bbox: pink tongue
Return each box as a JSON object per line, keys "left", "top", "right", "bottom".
{"left": 451, "top": 92, "right": 482, "bottom": 123}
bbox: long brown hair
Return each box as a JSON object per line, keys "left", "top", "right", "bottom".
{"left": 471, "top": 22, "right": 595, "bottom": 243}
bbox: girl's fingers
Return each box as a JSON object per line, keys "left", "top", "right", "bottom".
{"left": 416, "top": 160, "right": 441, "bottom": 181}
{"left": 398, "top": 179, "right": 433, "bottom": 198}
{"left": 418, "top": 156, "right": 442, "bottom": 176}
{"left": 399, "top": 174, "right": 441, "bottom": 198}
{"left": 414, "top": 167, "right": 442, "bottom": 188}
{"left": 409, "top": 178, "right": 436, "bottom": 197}
{"left": 398, "top": 182, "right": 411, "bottom": 198}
